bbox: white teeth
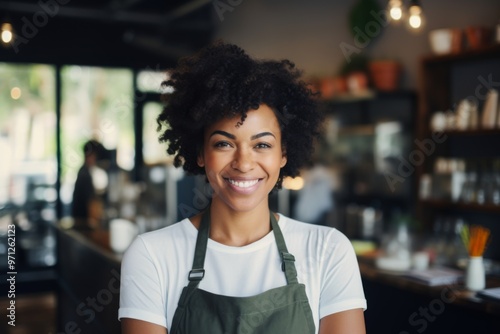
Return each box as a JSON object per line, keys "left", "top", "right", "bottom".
{"left": 228, "top": 179, "right": 259, "bottom": 188}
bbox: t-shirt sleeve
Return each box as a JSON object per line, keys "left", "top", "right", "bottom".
{"left": 118, "top": 235, "right": 167, "bottom": 328}
{"left": 319, "top": 230, "right": 367, "bottom": 318}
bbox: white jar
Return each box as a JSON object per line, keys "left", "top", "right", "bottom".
{"left": 465, "top": 256, "right": 485, "bottom": 291}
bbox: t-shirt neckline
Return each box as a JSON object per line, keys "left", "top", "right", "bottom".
{"left": 183, "top": 213, "right": 286, "bottom": 254}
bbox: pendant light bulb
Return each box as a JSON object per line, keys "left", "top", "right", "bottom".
{"left": 387, "top": 0, "right": 404, "bottom": 22}
{"left": 1, "top": 23, "right": 13, "bottom": 44}
{"left": 407, "top": 1, "right": 425, "bottom": 31}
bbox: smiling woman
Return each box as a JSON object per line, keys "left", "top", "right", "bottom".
{"left": 119, "top": 41, "right": 367, "bottom": 334}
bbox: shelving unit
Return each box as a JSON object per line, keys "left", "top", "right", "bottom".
{"left": 416, "top": 45, "right": 500, "bottom": 260}
{"left": 318, "top": 90, "right": 417, "bottom": 236}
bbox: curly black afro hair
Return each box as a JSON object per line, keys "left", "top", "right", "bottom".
{"left": 157, "top": 40, "right": 323, "bottom": 188}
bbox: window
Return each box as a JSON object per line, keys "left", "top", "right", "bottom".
{"left": 0, "top": 63, "right": 57, "bottom": 268}
{"left": 143, "top": 102, "right": 171, "bottom": 165}
{"left": 59, "top": 66, "right": 134, "bottom": 215}
{"left": 0, "top": 63, "right": 56, "bottom": 217}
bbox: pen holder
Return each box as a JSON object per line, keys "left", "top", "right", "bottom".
{"left": 465, "top": 256, "right": 485, "bottom": 291}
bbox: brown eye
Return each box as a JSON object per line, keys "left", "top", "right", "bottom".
{"left": 255, "top": 143, "right": 271, "bottom": 149}
{"left": 214, "top": 141, "right": 231, "bottom": 148}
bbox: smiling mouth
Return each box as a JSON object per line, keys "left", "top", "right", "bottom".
{"left": 226, "top": 178, "right": 260, "bottom": 188}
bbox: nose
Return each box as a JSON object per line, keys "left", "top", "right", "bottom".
{"left": 231, "top": 147, "right": 255, "bottom": 172}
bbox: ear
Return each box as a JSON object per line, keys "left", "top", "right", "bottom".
{"left": 280, "top": 149, "right": 287, "bottom": 168}
{"left": 197, "top": 152, "right": 205, "bottom": 168}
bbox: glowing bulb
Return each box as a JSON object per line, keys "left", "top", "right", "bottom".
{"left": 1, "top": 30, "right": 12, "bottom": 43}
{"left": 409, "top": 15, "right": 422, "bottom": 29}
{"left": 407, "top": 4, "right": 425, "bottom": 31}
{"left": 390, "top": 7, "right": 403, "bottom": 21}
{"left": 1, "top": 23, "right": 13, "bottom": 43}
{"left": 10, "top": 87, "right": 21, "bottom": 100}
{"left": 387, "top": 0, "right": 404, "bottom": 22}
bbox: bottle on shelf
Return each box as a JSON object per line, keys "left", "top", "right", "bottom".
{"left": 491, "top": 159, "right": 500, "bottom": 205}
{"left": 427, "top": 216, "right": 469, "bottom": 267}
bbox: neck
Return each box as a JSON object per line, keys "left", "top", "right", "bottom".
{"left": 208, "top": 197, "right": 272, "bottom": 247}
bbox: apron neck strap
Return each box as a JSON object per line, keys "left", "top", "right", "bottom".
{"left": 187, "top": 207, "right": 298, "bottom": 288}
{"left": 270, "top": 211, "right": 299, "bottom": 285}
{"left": 187, "top": 207, "right": 210, "bottom": 287}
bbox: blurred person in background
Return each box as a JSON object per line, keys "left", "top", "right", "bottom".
{"left": 71, "top": 139, "right": 104, "bottom": 229}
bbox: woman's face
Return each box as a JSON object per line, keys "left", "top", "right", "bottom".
{"left": 198, "top": 104, "right": 287, "bottom": 213}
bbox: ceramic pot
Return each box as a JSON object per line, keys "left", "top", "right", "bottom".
{"left": 320, "top": 76, "right": 347, "bottom": 99}
{"left": 368, "top": 60, "right": 401, "bottom": 91}
{"left": 429, "top": 28, "right": 463, "bottom": 55}
{"left": 465, "top": 26, "right": 492, "bottom": 49}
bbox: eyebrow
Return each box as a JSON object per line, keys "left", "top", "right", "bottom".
{"left": 209, "top": 130, "right": 276, "bottom": 140}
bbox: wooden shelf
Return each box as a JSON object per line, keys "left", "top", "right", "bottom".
{"left": 421, "top": 44, "right": 500, "bottom": 64}
{"left": 322, "top": 90, "right": 416, "bottom": 105}
{"left": 323, "top": 90, "right": 375, "bottom": 103}
{"left": 420, "top": 199, "right": 500, "bottom": 213}
{"left": 440, "top": 128, "right": 500, "bottom": 136}
{"left": 338, "top": 124, "right": 374, "bottom": 136}
{"left": 424, "top": 128, "right": 500, "bottom": 137}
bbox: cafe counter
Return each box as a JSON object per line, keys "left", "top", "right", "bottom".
{"left": 56, "top": 225, "right": 121, "bottom": 334}
{"left": 358, "top": 255, "right": 500, "bottom": 334}
{"left": 56, "top": 224, "right": 500, "bottom": 334}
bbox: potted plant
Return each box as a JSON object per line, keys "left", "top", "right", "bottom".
{"left": 368, "top": 58, "right": 402, "bottom": 91}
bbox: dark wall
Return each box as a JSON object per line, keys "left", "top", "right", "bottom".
{"left": 0, "top": 8, "right": 216, "bottom": 68}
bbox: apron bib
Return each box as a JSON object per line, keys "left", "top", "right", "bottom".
{"left": 170, "top": 208, "right": 316, "bottom": 334}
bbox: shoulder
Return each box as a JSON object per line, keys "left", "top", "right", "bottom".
{"left": 138, "top": 218, "right": 195, "bottom": 246}
{"left": 124, "top": 218, "right": 195, "bottom": 261}
{"left": 279, "top": 214, "right": 349, "bottom": 245}
{"left": 278, "top": 214, "right": 355, "bottom": 266}
{"left": 75, "top": 166, "right": 90, "bottom": 179}
{"left": 140, "top": 218, "right": 193, "bottom": 238}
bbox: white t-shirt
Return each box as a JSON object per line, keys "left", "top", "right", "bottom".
{"left": 119, "top": 214, "right": 367, "bottom": 332}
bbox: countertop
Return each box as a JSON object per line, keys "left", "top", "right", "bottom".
{"left": 358, "top": 254, "right": 500, "bottom": 316}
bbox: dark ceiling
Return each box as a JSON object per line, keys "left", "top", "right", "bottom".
{"left": 0, "top": 0, "right": 217, "bottom": 68}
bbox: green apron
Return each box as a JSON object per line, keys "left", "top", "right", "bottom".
{"left": 170, "top": 208, "right": 316, "bottom": 334}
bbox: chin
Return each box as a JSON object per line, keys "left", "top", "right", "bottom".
{"left": 217, "top": 196, "right": 269, "bottom": 213}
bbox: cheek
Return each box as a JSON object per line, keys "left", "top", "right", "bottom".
{"left": 202, "top": 155, "right": 225, "bottom": 179}
{"left": 265, "top": 155, "right": 285, "bottom": 174}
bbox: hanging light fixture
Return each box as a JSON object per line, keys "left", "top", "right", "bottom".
{"left": 387, "top": 0, "right": 404, "bottom": 22}
{"left": 387, "top": 0, "right": 426, "bottom": 32}
{"left": 1, "top": 22, "right": 13, "bottom": 44}
{"left": 407, "top": 0, "right": 425, "bottom": 31}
